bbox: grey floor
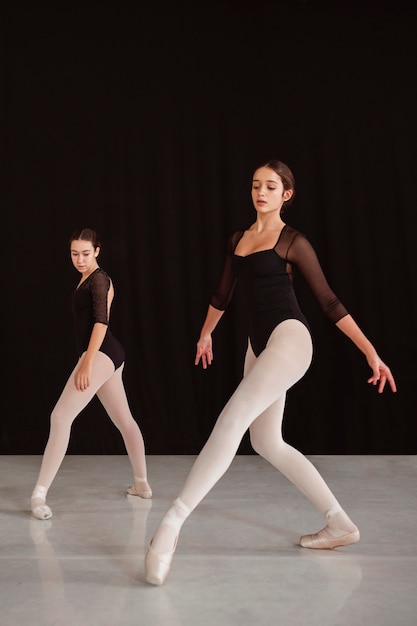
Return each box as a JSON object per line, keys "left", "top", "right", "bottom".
{"left": 1, "top": 455, "right": 416, "bottom": 626}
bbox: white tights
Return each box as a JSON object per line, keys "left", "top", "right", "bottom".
{"left": 151, "top": 320, "right": 351, "bottom": 552}
{"left": 33, "top": 351, "right": 148, "bottom": 496}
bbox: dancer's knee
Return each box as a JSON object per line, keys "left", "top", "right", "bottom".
{"left": 116, "top": 416, "right": 141, "bottom": 438}
{"left": 249, "top": 430, "right": 285, "bottom": 459}
{"left": 249, "top": 431, "right": 269, "bottom": 457}
{"left": 50, "top": 406, "right": 74, "bottom": 430}
{"left": 216, "top": 408, "right": 250, "bottom": 441}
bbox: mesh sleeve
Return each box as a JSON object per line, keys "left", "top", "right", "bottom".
{"left": 280, "top": 229, "right": 349, "bottom": 323}
{"left": 209, "top": 233, "right": 240, "bottom": 310}
{"left": 89, "top": 270, "right": 110, "bottom": 325}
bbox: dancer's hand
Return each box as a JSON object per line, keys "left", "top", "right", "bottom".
{"left": 195, "top": 335, "right": 213, "bottom": 369}
{"left": 75, "top": 360, "right": 92, "bottom": 391}
{"left": 335, "top": 316, "right": 397, "bottom": 394}
{"left": 366, "top": 353, "right": 397, "bottom": 393}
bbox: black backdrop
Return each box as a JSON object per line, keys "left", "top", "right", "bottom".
{"left": 3, "top": 1, "right": 416, "bottom": 455}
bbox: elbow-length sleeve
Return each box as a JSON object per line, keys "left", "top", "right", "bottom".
{"left": 89, "top": 270, "right": 110, "bottom": 325}
{"left": 283, "top": 230, "right": 349, "bottom": 323}
{"left": 209, "top": 232, "right": 240, "bottom": 311}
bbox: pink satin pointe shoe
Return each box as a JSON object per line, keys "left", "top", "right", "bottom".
{"left": 127, "top": 477, "right": 152, "bottom": 499}
{"left": 300, "top": 505, "right": 360, "bottom": 550}
{"left": 144, "top": 534, "right": 178, "bottom": 586}
{"left": 300, "top": 526, "right": 360, "bottom": 549}
{"left": 300, "top": 507, "right": 360, "bottom": 549}
{"left": 144, "top": 497, "right": 190, "bottom": 585}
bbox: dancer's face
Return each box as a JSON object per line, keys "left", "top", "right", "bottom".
{"left": 70, "top": 239, "right": 99, "bottom": 276}
{"left": 251, "top": 166, "right": 293, "bottom": 215}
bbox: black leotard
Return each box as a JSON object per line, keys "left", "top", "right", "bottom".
{"left": 210, "top": 224, "right": 348, "bottom": 356}
{"left": 71, "top": 267, "right": 125, "bottom": 369}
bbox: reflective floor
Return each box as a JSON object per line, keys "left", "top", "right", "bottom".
{"left": 1, "top": 455, "right": 416, "bottom": 626}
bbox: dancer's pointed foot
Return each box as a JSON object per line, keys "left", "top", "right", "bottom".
{"left": 144, "top": 497, "right": 190, "bottom": 585}
{"left": 300, "top": 507, "right": 360, "bottom": 549}
{"left": 31, "top": 486, "right": 53, "bottom": 520}
{"left": 127, "top": 477, "right": 152, "bottom": 499}
{"left": 300, "top": 527, "right": 360, "bottom": 549}
{"left": 145, "top": 535, "right": 178, "bottom": 585}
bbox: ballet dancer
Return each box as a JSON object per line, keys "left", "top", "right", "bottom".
{"left": 144, "top": 160, "right": 397, "bottom": 585}
{"left": 31, "top": 228, "right": 151, "bottom": 520}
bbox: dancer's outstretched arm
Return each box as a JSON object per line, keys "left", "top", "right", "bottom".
{"left": 195, "top": 304, "right": 225, "bottom": 369}
{"left": 335, "top": 314, "right": 397, "bottom": 393}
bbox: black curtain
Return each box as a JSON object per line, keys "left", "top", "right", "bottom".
{"left": 2, "top": 1, "right": 416, "bottom": 455}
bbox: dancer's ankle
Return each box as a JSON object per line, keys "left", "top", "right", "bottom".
{"left": 133, "top": 476, "right": 150, "bottom": 490}
{"left": 326, "top": 507, "right": 358, "bottom": 534}
{"left": 151, "top": 498, "right": 190, "bottom": 553}
{"left": 31, "top": 484, "right": 48, "bottom": 503}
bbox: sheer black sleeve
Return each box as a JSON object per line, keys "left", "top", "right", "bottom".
{"left": 209, "top": 231, "right": 243, "bottom": 311}
{"left": 89, "top": 269, "right": 110, "bottom": 325}
{"left": 277, "top": 226, "right": 349, "bottom": 323}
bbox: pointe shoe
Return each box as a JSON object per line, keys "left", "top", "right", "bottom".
{"left": 144, "top": 498, "right": 189, "bottom": 585}
{"left": 144, "top": 535, "right": 178, "bottom": 586}
{"left": 300, "top": 526, "right": 360, "bottom": 549}
{"left": 127, "top": 482, "right": 152, "bottom": 499}
{"left": 31, "top": 486, "right": 53, "bottom": 520}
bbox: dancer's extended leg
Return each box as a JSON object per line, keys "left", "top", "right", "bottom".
{"left": 247, "top": 343, "right": 359, "bottom": 547}
{"left": 31, "top": 352, "right": 115, "bottom": 519}
{"left": 96, "top": 364, "right": 151, "bottom": 498}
